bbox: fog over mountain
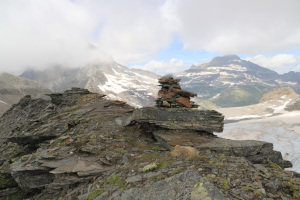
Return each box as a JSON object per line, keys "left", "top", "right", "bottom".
{"left": 21, "top": 61, "right": 159, "bottom": 108}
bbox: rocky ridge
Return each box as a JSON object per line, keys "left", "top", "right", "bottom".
{"left": 0, "top": 88, "right": 299, "bottom": 199}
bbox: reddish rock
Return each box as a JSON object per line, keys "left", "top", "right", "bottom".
{"left": 158, "top": 90, "right": 177, "bottom": 99}
{"left": 112, "top": 100, "right": 127, "bottom": 106}
{"left": 162, "top": 101, "right": 171, "bottom": 107}
{"left": 171, "top": 88, "right": 197, "bottom": 97}
{"left": 176, "top": 97, "right": 191, "bottom": 108}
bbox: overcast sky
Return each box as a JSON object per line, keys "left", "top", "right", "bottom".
{"left": 1, "top": 0, "right": 300, "bottom": 75}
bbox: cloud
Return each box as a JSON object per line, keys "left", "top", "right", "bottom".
{"left": 0, "top": 0, "right": 100, "bottom": 74}
{"left": 170, "top": 0, "right": 300, "bottom": 55}
{"left": 245, "top": 54, "right": 300, "bottom": 74}
{"left": 131, "top": 58, "right": 188, "bottom": 75}
{"left": 0, "top": 0, "right": 300, "bottom": 75}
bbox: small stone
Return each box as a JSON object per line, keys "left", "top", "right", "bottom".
{"left": 176, "top": 97, "right": 191, "bottom": 108}
{"left": 265, "top": 179, "right": 281, "bottom": 190}
{"left": 126, "top": 175, "right": 142, "bottom": 183}
{"left": 162, "top": 101, "right": 171, "bottom": 107}
{"left": 171, "top": 145, "right": 199, "bottom": 157}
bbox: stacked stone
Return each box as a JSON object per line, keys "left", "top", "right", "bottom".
{"left": 156, "top": 75, "right": 198, "bottom": 108}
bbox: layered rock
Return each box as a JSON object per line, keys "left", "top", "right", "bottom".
{"left": 156, "top": 75, "right": 198, "bottom": 108}
{"left": 133, "top": 107, "right": 224, "bottom": 133}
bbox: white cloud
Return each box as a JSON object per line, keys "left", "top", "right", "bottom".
{"left": 245, "top": 54, "right": 300, "bottom": 74}
{"left": 132, "top": 58, "right": 188, "bottom": 75}
{"left": 170, "top": 0, "right": 300, "bottom": 55}
{"left": 0, "top": 0, "right": 300, "bottom": 75}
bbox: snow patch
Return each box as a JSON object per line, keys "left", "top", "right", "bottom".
{"left": 227, "top": 114, "right": 273, "bottom": 120}
{"left": 281, "top": 95, "right": 286, "bottom": 99}
{"left": 211, "top": 93, "right": 220, "bottom": 100}
{"left": 271, "top": 99, "right": 292, "bottom": 114}
{"left": 0, "top": 100, "right": 7, "bottom": 105}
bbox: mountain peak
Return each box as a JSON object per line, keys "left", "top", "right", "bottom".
{"left": 210, "top": 55, "right": 241, "bottom": 64}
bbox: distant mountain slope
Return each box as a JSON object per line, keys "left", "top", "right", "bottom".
{"left": 0, "top": 72, "right": 52, "bottom": 116}
{"left": 173, "top": 55, "right": 300, "bottom": 107}
{"left": 21, "top": 62, "right": 160, "bottom": 107}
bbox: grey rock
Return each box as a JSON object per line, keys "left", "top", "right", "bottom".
{"left": 126, "top": 175, "right": 142, "bottom": 183}
{"left": 115, "top": 115, "right": 133, "bottom": 127}
{"left": 112, "top": 169, "right": 227, "bottom": 200}
{"left": 196, "top": 138, "right": 292, "bottom": 169}
{"left": 10, "top": 160, "right": 54, "bottom": 189}
{"left": 265, "top": 179, "right": 282, "bottom": 190}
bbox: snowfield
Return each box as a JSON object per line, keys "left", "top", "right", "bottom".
{"left": 217, "top": 99, "right": 300, "bottom": 173}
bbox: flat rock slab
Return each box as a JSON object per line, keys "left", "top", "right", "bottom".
{"left": 154, "top": 130, "right": 292, "bottom": 169}
{"left": 133, "top": 107, "right": 224, "bottom": 133}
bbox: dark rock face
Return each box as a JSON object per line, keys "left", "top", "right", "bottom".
{"left": 133, "top": 107, "right": 224, "bottom": 133}
{"left": 156, "top": 76, "right": 198, "bottom": 108}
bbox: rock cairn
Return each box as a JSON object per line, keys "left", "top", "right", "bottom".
{"left": 156, "top": 75, "right": 198, "bottom": 108}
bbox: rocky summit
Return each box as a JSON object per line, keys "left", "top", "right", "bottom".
{"left": 0, "top": 88, "right": 300, "bottom": 200}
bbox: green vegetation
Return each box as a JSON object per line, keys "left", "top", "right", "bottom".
{"left": 269, "top": 163, "right": 282, "bottom": 170}
{"left": 215, "top": 162, "right": 226, "bottom": 167}
{"left": 84, "top": 189, "right": 104, "bottom": 200}
{"left": 241, "top": 186, "right": 254, "bottom": 191}
{"left": 213, "top": 86, "right": 262, "bottom": 107}
{"left": 114, "top": 148, "right": 127, "bottom": 154}
{"left": 105, "top": 173, "right": 123, "bottom": 186}
{"left": 171, "top": 167, "right": 185, "bottom": 176}
{"left": 282, "top": 180, "right": 300, "bottom": 198}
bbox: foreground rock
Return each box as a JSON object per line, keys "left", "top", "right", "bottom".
{"left": 0, "top": 88, "right": 299, "bottom": 200}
